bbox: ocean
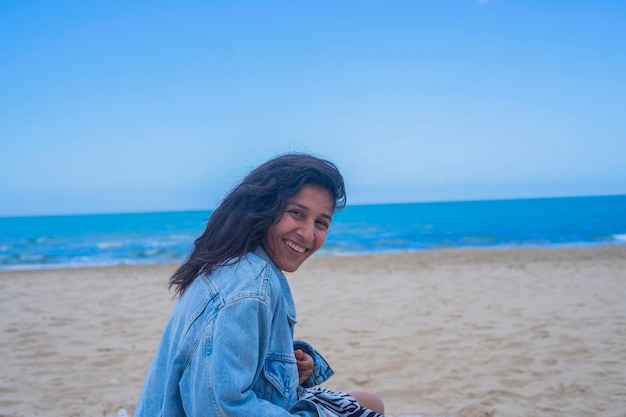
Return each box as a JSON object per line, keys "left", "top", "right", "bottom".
{"left": 1, "top": 194, "right": 625, "bottom": 271}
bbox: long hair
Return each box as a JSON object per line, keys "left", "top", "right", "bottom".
{"left": 169, "top": 153, "right": 346, "bottom": 296}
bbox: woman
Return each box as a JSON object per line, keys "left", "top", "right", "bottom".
{"left": 135, "top": 153, "right": 385, "bottom": 417}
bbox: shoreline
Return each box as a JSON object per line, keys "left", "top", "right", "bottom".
{"left": 2, "top": 242, "right": 626, "bottom": 273}
{"left": 1, "top": 245, "right": 625, "bottom": 416}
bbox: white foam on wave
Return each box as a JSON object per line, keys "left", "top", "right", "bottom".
{"left": 97, "top": 241, "right": 126, "bottom": 249}
{"left": 613, "top": 234, "right": 626, "bottom": 241}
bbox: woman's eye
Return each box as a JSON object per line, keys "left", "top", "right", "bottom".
{"left": 316, "top": 220, "right": 329, "bottom": 229}
{"left": 289, "top": 210, "right": 303, "bottom": 217}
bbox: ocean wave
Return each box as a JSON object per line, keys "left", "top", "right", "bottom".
{"left": 613, "top": 234, "right": 626, "bottom": 241}
{"left": 20, "top": 237, "right": 50, "bottom": 244}
{"left": 162, "top": 233, "right": 196, "bottom": 242}
{"left": 0, "top": 257, "right": 180, "bottom": 271}
{"left": 130, "top": 248, "right": 186, "bottom": 259}
{"left": 0, "top": 253, "right": 60, "bottom": 266}
{"left": 97, "top": 241, "right": 127, "bottom": 249}
{"left": 140, "top": 236, "right": 194, "bottom": 248}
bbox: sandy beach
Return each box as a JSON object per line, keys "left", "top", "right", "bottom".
{"left": 1, "top": 246, "right": 625, "bottom": 417}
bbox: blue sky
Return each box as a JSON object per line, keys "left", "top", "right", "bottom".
{"left": 1, "top": 1, "right": 625, "bottom": 216}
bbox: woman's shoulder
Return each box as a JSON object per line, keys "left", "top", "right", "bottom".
{"left": 213, "top": 248, "right": 272, "bottom": 281}
{"left": 206, "top": 248, "right": 284, "bottom": 302}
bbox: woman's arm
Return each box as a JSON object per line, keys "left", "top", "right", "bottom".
{"left": 181, "top": 297, "right": 324, "bottom": 417}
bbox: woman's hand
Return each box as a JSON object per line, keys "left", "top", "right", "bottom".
{"left": 294, "top": 349, "right": 314, "bottom": 385}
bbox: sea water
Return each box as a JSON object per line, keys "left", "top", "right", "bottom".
{"left": 1, "top": 194, "right": 625, "bottom": 270}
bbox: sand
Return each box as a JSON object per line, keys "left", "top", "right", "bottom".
{"left": 1, "top": 246, "right": 625, "bottom": 417}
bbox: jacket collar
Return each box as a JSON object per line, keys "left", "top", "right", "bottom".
{"left": 253, "top": 245, "right": 297, "bottom": 326}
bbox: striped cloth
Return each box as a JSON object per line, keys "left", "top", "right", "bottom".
{"left": 301, "top": 387, "right": 385, "bottom": 417}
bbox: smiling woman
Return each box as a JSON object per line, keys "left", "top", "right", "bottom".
{"left": 135, "top": 153, "right": 385, "bottom": 417}
{"left": 263, "top": 185, "right": 334, "bottom": 272}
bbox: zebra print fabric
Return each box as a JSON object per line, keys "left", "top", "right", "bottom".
{"left": 301, "top": 387, "right": 385, "bottom": 417}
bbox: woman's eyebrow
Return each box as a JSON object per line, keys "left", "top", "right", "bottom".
{"left": 287, "top": 201, "right": 307, "bottom": 210}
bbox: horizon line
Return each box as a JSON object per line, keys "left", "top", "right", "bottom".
{"left": 1, "top": 192, "right": 625, "bottom": 219}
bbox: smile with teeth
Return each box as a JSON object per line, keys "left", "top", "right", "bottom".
{"left": 284, "top": 239, "right": 308, "bottom": 254}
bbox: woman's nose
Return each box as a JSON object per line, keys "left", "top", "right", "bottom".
{"left": 297, "top": 221, "right": 315, "bottom": 242}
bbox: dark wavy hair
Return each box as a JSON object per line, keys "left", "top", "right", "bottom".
{"left": 169, "top": 153, "right": 346, "bottom": 296}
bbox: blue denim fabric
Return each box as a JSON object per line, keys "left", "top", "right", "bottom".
{"left": 135, "top": 247, "right": 333, "bottom": 417}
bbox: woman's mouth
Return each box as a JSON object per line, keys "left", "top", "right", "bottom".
{"left": 284, "top": 239, "right": 307, "bottom": 254}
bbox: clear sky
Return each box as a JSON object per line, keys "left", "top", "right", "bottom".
{"left": 1, "top": 1, "right": 625, "bottom": 216}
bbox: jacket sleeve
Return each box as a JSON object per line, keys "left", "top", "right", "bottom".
{"left": 181, "top": 297, "right": 325, "bottom": 417}
{"left": 293, "top": 340, "right": 335, "bottom": 388}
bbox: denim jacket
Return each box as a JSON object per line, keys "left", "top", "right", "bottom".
{"left": 135, "top": 247, "right": 333, "bottom": 417}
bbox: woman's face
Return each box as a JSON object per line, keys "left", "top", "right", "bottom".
{"left": 262, "top": 184, "right": 334, "bottom": 272}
